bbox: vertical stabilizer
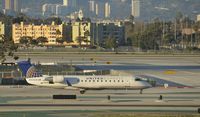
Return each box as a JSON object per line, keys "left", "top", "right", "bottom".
{"left": 17, "top": 61, "right": 40, "bottom": 78}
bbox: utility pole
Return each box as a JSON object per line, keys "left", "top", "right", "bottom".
{"left": 174, "top": 19, "right": 177, "bottom": 49}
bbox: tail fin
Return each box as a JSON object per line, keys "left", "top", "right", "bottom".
{"left": 18, "top": 61, "right": 41, "bottom": 78}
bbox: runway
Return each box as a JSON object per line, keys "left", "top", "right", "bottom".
{"left": 2, "top": 54, "right": 200, "bottom": 116}
{"left": 0, "top": 86, "right": 200, "bottom": 114}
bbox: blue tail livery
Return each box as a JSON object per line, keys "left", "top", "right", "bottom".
{"left": 17, "top": 61, "right": 42, "bottom": 78}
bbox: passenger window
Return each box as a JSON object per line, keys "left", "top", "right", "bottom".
{"left": 93, "top": 80, "right": 95, "bottom": 82}
{"left": 110, "top": 80, "right": 112, "bottom": 82}
{"left": 101, "top": 80, "right": 103, "bottom": 82}
{"left": 85, "top": 80, "right": 87, "bottom": 82}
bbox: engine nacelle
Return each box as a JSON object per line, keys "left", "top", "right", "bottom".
{"left": 53, "top": 76, "right": 64, "bottom": 83}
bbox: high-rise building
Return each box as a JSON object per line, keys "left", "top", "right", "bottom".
{"left": 14, "top": 0, "right": 21, "bottom": 12}
{"left": 89, "top": 0, "right": 95, "bottom": 12}
{"left": 131, "top": 0, "right": 140, "bottom": 17}
{"left": 104, "top": 2, "right": 111, "bottom": 18}
{"left": 42, "top": 4, "right": 57, "bottom": 16}
{"left": 2, "top": 0, "right": 21, "bottom": 12}
{"left": 63, "top": 0, "right": 68, "bottom": 6}
{"left": 4, "top": 0, "right": 11, "bottom": 9}
{"left": 95, "top": 3, "right": 99, "bottom": 16}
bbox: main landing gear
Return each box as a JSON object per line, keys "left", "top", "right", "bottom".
{"left": 140, "top": 89, "right": 143, "bottom": 94}
{"left": 80, "top": 90, "right": 86, "bottom": 94}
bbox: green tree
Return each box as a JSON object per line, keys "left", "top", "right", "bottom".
{"left": 19, "top": 36, "right": 31, "bottom": 45}
{"left": 193, "top": 21, "right": 200, "bottom": 47}
{"left": 44, "top": 17, "right": 62, "bottom": 25}
{"left": 105, "top": 37, "right": 117, "bottom": 49}
{"left": 83, "top": 30, "right": 90, "bottom": 46}
{"left": 75, "top": 36, "right": 83, "bottom": 47}
{"left": 37, "top": 37, "right": 48, "bottom": 45}
{"left": 12, "top": 13, "right": 31, "bottom": 24}
{"left": 30, "top": 39, "right": 39, "bottom": 46}
{"left": 0, "top": 35, "right": 18, "bottom": 62}
{"left": 128, "top": 19, "right": 165, "bottom": 51}
{"left": 56, "top": 38, "right": 64, "bottom": 44}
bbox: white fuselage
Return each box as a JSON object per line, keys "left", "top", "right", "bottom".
{"left": 26, "top": 75, "right": 152, "bottom": 91}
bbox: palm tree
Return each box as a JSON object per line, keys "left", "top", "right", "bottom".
{"left": 193, "top": 22, "right": 200, "bottom": 47}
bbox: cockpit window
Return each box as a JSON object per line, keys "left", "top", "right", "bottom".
{"left": 135, "top": 76, "right": 143, "bottom": 81}
{"left": 135, "top": 78, "right": 142, "bottom": 81}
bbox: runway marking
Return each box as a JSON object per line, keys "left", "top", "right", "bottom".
{"left": 179, "top": 71, "right": 200, "bottom": 75}
{"left": 0, "top": 104, "right": 199, "bottom": 107}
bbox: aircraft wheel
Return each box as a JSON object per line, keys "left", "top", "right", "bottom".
{"left": 80, "top": 90, "right": 86, "bottom": 94}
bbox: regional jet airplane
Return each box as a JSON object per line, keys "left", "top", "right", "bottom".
{"left": 18, "top": 61, "right": 152, "bottom": 94}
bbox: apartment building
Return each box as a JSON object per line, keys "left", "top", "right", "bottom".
{"left": 12, "top": 22, "right": 64, "bottom": 45}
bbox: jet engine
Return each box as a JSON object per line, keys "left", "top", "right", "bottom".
{"left": 53, "top": 76, "right": 64, "bottom": 83}
{"left": 44, "top": 76, "right": 64, "bottom": 84}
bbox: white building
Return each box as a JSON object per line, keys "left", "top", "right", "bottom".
{"left": 71, "top": 21, "right": 91, "bottom": 45}
{"left": 56, "top": 5, "right": 68, "bottom": 16}
{"left": 89, "top": 0, "right": 95, "bottom": 12}
{"left": 197, "top": 14, "right": 200, "bottom": 21}
{"left": 63, "top": 0, "right": 68, "bottom": 6}
{"left": 131, "top": 0, "right": 140, "bottom": 17}
{"left": 42, "top": 4, "right": 68, "bottom": 16}
{"left": 42, "top": 4, "right": 57, "bottom": 16}
{"left": 105, "top": 2, "right": 111, "bottom": 18}
{"left": 68, "top": 9, "right": 84, "bottom": 20}
{"left": 0, "top": 22, "right": 5, "bottom": 40}
{"left": 95, "top": 3, "right": 99, "bottom": 16}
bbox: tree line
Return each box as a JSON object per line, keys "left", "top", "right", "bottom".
{"left": 126, "top": 13, "right": 200, "bottom": 51}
